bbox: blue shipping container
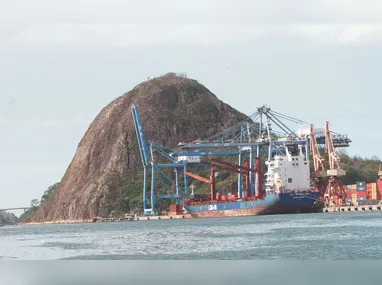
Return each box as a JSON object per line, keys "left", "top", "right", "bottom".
{"left": 357, "top": 181, "right": 366, "bottom": 187}
{"left": 357, "top": 196, "right": 366, "bottom": 201}
{"left": 366, "top": 199, "right": 379, "bottom": 205}
{"left": 357, "top": 187, "right": 366, "bottom": 192}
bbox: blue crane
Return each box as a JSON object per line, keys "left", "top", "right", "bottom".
{"left": 131, "top": 103, "right": 351, "bottom": 216}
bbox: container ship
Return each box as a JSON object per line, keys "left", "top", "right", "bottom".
{"left": 181, "top": 144, "right": 322, "bottom": 218}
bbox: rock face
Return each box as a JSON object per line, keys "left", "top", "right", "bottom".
{"left": 33, "top": 73, "right": 247, "bottom": 222}
{"left": 0, "top": 212, "right": 19, "bottom": 225}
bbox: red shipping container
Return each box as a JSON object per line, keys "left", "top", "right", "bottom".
{"left": 357, "top": 191, "right": 367, "bottom": 197}
{"left": 170, "top": 205, "right": 177, "bottom": 211}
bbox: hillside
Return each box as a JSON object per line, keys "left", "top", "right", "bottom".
{"left": 0, "top": 212, "right": 19, "bottom": 225}
{"left": 31, "top": 73, "right": 248, "bottom": 222}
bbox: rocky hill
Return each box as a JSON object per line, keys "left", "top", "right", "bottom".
{"left": 0, "top": 212, "right": 19, "bottom": 225}
{"left": 32, "top": 73, "right": 247, "bottom": 222}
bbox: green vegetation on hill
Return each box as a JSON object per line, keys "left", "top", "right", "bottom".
{"left": 20, "top": 183, "right": 59, "bottom": 223}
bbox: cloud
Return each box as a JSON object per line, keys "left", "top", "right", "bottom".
{"left": 1, "top": 1, "right": 382, "bottom": 49}
{"left": 3, "top": 22, "right": 382, "bottom": 48}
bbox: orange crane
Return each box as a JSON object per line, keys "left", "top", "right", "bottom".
{"left": 202, "top": 158, "right": 253, "bottom": 199}
{"left": 184, "top": 168, "right": 216, "bottom": 200}
{"left": 323, "top": 121, "right": 347, "bottom": 207}
{"left": 309, "top": 124, "right": 327, "bottom": 197}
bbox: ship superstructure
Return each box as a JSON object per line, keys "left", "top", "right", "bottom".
{"left": 264, "top": 145, "right": 310, "bottom": 195}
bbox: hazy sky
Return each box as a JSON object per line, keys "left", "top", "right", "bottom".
{"left": 1, "top": 0, "right": 382, "bottom": 211}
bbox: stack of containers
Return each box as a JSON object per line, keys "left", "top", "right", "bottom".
{"left": 356, "top": 181, "right": 367, "bottom": 202}
{"left": 346, "top": 184, "right": 357, "bottom": 204}
{"left": 169, "top": 204, "right": 183, "bottom": 216}
{"left": 344, "top": 185, "right": 352, "bottom": 204}
{"left": 366, "top": 182, "right": 379, "bottom": 201}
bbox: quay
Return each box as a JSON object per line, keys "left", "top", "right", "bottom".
{"left": 92, "top": 214, "right": 193, "bottom": 223}
{"left": 323, "top": 204, "right": 382, "bottom": 213}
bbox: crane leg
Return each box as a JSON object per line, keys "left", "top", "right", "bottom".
{"left": 324, "top": 176, "right": 347, "bottom": 207}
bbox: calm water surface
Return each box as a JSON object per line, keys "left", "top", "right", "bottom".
{"left": 1, "top": 211, "right": 382, "bottom": 260}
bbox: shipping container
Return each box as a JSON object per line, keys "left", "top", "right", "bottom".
{"left": 357, "top": 200, "right": 367, "bottom": 206}
{"left": 357, "top": 181, "right": 366, "bottom": 187}
{"left": 357, "top": 191, "right": 367, "bottom": 197}
{"left": 367, "top": 199, "right": 379, "bottom": 205}
{"left": 357, "top": 185, "right": 366, "bottom": 191}
{"left": 357, "top": 196, "right": 366, "bottom": 201}
{"left": 347, "top": 185, "right": 353, "bottom": 190}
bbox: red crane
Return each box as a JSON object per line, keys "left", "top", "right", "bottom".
{"left": 202, "top": 158, "right": 253, "bottom": 199}
{"left": 184, "top": 157, "right": 263, "bottom": 201}
{"left": 323, "top": 121, "right": 347, "bottom": 207}
{"left": 309, "top": 124, "right": 327, "bottom": 197}
{"left": 184, "top": 168, "right": 216, "bottom": 200}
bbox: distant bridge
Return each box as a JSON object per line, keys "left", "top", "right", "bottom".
{"left": 0, "top": 207, "right": 32, "bottom": 213}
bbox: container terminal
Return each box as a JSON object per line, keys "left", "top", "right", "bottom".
{"left": 96, "top": 104, "right": 381, "bottom": 222}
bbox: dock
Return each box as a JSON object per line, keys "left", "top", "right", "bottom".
{"left": 92, "top": 214, "right": 193, "bottom": 223}
{"left": 323, "top": 204, "right": 382, "bottom": 213}
{"left": 134, "top": 214, "right": 192, "bottom": 221}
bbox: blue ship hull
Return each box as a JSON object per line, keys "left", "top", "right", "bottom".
{"left": 185, "top": 192, "right": 322, "bottom": 218}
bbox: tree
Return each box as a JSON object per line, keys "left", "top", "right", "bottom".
{"left": 40, "top": 182, "right": 59, "bottom": 205}
{"left": 30, "top": 199, "right": 40, "bottom": 208}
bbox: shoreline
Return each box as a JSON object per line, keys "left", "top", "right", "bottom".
{"left": 25, "top": 219, "right": 93, "bottom": 225}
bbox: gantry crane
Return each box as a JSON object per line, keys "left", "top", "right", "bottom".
{"left": 309, "top": 124, "right": 327, "bottom": 197}
{"left": 132, "top": 101, "right": 351, "bottom": 215}
{"left": 323, "top": 121, "right": 347, "bottom": 207}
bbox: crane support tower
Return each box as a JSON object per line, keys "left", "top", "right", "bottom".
{"left": 323, "top": 121, "right": 347, "bottom": 207}
{"left": 309, "top": 124, "right": 327, "bottom": 196}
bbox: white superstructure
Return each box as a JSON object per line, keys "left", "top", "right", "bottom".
{"left": 264, "top": 145, "right": 310, "bottom": 194}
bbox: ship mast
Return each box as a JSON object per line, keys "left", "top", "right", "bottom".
{"left": 323, "top": 121, "right": 347, "bottom": 207}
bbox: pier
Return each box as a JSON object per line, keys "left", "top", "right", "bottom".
{"left": 323, "top": 204, "right": 382, "bottom": 213}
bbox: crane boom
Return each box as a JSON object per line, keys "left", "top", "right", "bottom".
{"left": 310, "top": 124, "right": 326, "bottom": 177}
{"left": 325, "top": 121, "right": 346, "bottom": 176}
{"left": 131, "top": 104, "right": 150, "bottom": 167}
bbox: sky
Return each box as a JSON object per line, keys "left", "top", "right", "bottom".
{"left": 1, "top": 0, "right": 382, "bottom": 211}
